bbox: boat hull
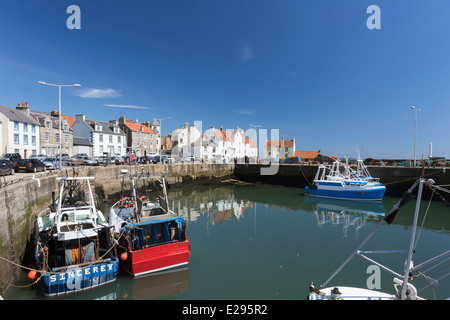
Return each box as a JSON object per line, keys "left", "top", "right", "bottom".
{"left": 121, "top": 240, "right": 191, "bottom": 277}
{"left": 41, "top": 258, "right": 119, "bottom": 296}
{"left": 304, "top": 185, "right": 386, "bottom": 201}
{"left": 308, "top": 286, "right": 396, "bottom": 300}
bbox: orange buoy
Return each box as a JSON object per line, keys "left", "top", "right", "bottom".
{"left": 120, "top": 252, "right": 128, "bottom": 261}
{"left": 28, "top": 270, "right": 40, "bottom": 282}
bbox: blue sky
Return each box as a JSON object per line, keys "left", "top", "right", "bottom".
{"left": 1, "top": 0, "right": 450, "bottom": 159}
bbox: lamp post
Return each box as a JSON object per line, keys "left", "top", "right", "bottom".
{"left": 153, "top": 117, "right": 170, "bottom": 162}
{"left": 411, "top": 106, "right": 421, "bottom": 167}
{"left": 249, "top": 124, "right": 261, "bottom": 163}
{"left": 38, "top": 81, "right": 81, "bottom": 170}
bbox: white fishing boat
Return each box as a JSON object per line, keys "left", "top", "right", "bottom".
{"left": 304, "top": 159, "right": 386, "bottom": 201}
{"left": 32, "top": 176, "right": 119, "bottom": 296}
{"left": 308, "top": 171, "right": 450, "bottom": 300}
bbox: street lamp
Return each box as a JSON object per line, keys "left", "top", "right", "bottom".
{"left": 38, "top": 81, "right": 81, "bottom": 170}
{"left": 249, "top": 124, "right": 261, "bottom": 163}
{"left": 153, "top": 117, "right": 171, "bottom": 161}
{"left": 411, "top": 106, "right": 421, "bottom": 167}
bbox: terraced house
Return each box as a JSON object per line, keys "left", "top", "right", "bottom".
{"left": 28, "top": 108, "right": 73, "bottom": 157}
{"left": 72, "top": 114, "right": 126, "bottom": 157}
{"left": 0, "top": 102, "right": 40, "bottom": 157}
{"left": 118, "top": 116, "right": 159, "bottom": 157}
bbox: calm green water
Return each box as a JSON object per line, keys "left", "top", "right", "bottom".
{"left": 5, "top": 184, "right": 450, "bottom": 300}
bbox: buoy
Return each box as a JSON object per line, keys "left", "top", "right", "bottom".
{"left": 28, "top": 270, "right": 39, "bottom": 282}
{"left": 120, "top": 252, "right": 128, "bottom": 261}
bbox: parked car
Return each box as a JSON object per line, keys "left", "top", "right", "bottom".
{"left": 0, "top": 158, "right": 15, "bottom": 175}
{"left": 152, "top": 156, "right": 168, "bottom": 164}
{"left": 67, "top": 156, "right": 84, "bottom": 166}
{"left": 165, "top": 157, "right": 176, "bottom": 164}
{"left": 42, "top": 157, "right": 60, "bottom": 170}
{"left": 29, "top": 154, "right": 46, "bottom": 160}
{"left": 57, "top": 153, "right": 71, "bottom": 162}
{"left": 95, "top": 156, "right": 109, "bottom": 165}
{"left": 15, "top": 158, "right": 46, "bottom": 173}
{"left": 72, "top": 155, "right": 98, "bottom": 166}
{"left": 1, "top": 153, "right": 22, "bottom": 164}
{"left": 111, "top": 156, "right": 125, "bottom": 165}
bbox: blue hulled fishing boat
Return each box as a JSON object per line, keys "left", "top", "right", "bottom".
{"left": 304, "top": 159, "right": 386, "bottom": 201}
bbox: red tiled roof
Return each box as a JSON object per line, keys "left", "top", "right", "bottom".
{"left": 294, "top": 151, "right": 320, "bottom": 159}
{"left": 125, "top": 121, "right": 156, "bottom": 134}
{"left": 266, "top": 140, "right": 294, "bottom": 148}
{"left": 214, "top": 129, "right": 234, "bottom": 142}
{"left": 62, "top": 115, "right": 76, "bottom": 127}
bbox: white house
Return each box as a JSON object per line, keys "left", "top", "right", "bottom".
{"left": 171, "top": 124, "right": 258, "bottom": 163}
{"left": 171, "top": 122, "right": 205, "bottom": 160}
{"left": 265, "top": 137, "right": 296, "bottom": 159}
{"left": 0, "top": 103, "right": 41, "bottom": 157}
{"left": 72, "top": 114, "right": 127, "bottom": 157}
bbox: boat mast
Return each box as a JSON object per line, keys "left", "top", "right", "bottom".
{"left": 400, "top": 169, "right": 425, "bottom": 299}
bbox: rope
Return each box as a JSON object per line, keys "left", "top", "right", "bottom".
{"left": 0, "top": 227, "right": 127, "bottom": 288}
{"left": 299, "top": 165, "right": 311, "bottom": 185}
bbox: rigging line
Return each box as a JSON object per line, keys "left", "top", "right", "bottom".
{"left": 299, "top": 165, "right": 311, "bottom": 185}
{"left": 383, "top": 170, "right": 442, "bottom": 186}
{"left": 421, "top": 257, "right": 450, "bottom": 275}
{"left": 413, "top": 189, "right": 435, "bottom": 253}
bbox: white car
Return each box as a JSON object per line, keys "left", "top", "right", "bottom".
{"left": 165, "top": 157, "right": 176, "bottom": 164}
{"left": 42, "top": 157, "right": 61, "bottom": 170}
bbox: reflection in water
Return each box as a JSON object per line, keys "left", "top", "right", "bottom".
{"left": 304, "top": 197, "right": 385, "bottom": 239}
{"left": 4, "top": 184, "right": 448, "bottom": 300}
{"left": 172, "top": 186, "right": 386, "bottom": 239}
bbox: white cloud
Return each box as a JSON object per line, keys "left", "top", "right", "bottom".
{"left": 238, "top": 45, "right": 255, "bottom": 63}
{"left": 104, "top": 104, "right": 150, "bottom": 110}
{"left": 237, "top": 109, "right": 255, "bottom": 115}
{"left": 75, "top": 88, "right": 122, "bottom": 98}
{"left": 286, "top": 71, "right": 299, "bottom": 76}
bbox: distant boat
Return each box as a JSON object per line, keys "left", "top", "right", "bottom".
{"left": 109, "top": 170, "right": 190, "bottom": 277}
{"left": 33, "top": 177, "right": 119, "bottom": 296}
{"left": 304, "top": 159, "right": 386, "bottom": 201}
{"left": 308, "top": 173, "right": 450, "bottom": 300}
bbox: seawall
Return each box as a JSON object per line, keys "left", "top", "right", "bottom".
{"left": 0, "top": 163, "right": 234, "bottom": 296}
{"left": 234, "top": 163, "right": 450, "bottom": 197}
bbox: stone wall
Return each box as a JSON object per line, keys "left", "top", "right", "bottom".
{"left": 0, "top": 163, "right": 234, "bottom": 296}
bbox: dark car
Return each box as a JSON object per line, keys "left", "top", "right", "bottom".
{"left": 1, "top": 153, "right": 22, "bottom": 164}
{"left": 0, "top": 158, "right": 15, "bottom": 175}
{"left": 15, "top": 158, "right": 46, "bottom": 173}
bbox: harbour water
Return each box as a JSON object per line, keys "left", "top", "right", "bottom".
{"left": 4, "top": 184, "right": 450, "bottom": 300}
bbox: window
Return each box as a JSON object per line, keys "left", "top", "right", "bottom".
{"left": 23, "top": 123, "right": 28, "bottom": 132}
{"left": 117, "top": 146, "right": 121, "bottom": 154}
{"left": 23, "top": 135, "right": 28, "bottom": 145}
{"left": 55, "top": 133, "right": 60, "bottom": 143}
{"left": 31, "top": 125, "right": 36, "bottom": 133}
{"left": 14, "top": 121, "right": 19, "bottom": 130}
{"left": 45, "top": 121, "right": 51, "bottom": 129}
{"left": 31, "top": 136, "right": 36, "bottom": 146}
{"left": 64, "top": 124, "right": 68, "bottom": 132}
{"left": 99, "top": 134, "right": 103, "bottom": 142}
{"left": 109, "top": 135, "right": 113, "bottom": 143}
{"left": 45, "top": 132, "right": 50, "bottom": 142}
{"left": 117, "top": 136, "right": 121, "bottom": 143}
{"left": 99, "top": 145, "right": 103, "bottom": 153}
{"left": 32, "top": 150, "right": 36, "bottom": 156}
{"left": 14, "top": 134, "right": 19, "bottom": 144}
{"left": 65, "top": 134, "right": 69, "bottom": 143}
